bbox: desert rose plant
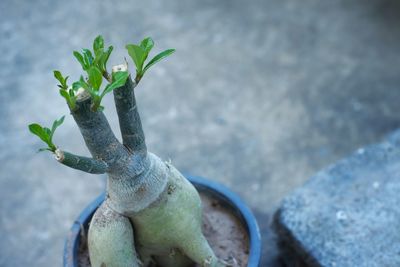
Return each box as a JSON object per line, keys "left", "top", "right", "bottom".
{"left": 29, "top": 36, "right": 225, "bottom": 267}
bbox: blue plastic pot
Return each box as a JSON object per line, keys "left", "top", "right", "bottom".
{"left": 64, "top": 175, "right": 262, "bottom": 267}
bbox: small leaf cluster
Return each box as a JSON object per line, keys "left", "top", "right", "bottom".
{"left": 70, "top": 70, "right": 128, "bottom": 112}
{"left": 54, "top": 36, "right": 174, "bottom": 112}
{"left": 72, "top": 35, "right": 128, "bottom": 111}
{"left": 28, "top": 116, "right": 65, "bottom": 152}
{"left": 126, "top": 37, "right": 175, "bottom": 82}
{"left": 73, "top": 35, "right": 113, "bottom": 77}
{"left": 29, "top": 35, "right": 175, "bottom": 154}
{"left": 54, "top": 70, "right": 77, "bottom": 110}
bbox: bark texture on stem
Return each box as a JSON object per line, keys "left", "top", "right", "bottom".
{"left": 113, "top": 76, "right": 147, "bottom": 154}
{"left": 71, "top": 95, "right": 128, "bottom": 164}
{"left": 55, "top": 149, "right": 108, "bottom": 174}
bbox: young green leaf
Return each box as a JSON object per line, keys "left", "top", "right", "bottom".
{"left": 63, "top": 77, "right": 69, "bottom": 88}
{"left": 53, "top": 70, "right": 68, "bottom": 89}
{"left": 88, "top": 66, "right": 103, "bottom": 90}
{"left": 28, "top": 116, "right": 65, "bottom": 152}
{"left": 140, "top": 37, "right": 154, "bottom": 53}
{"left": 140, "top": 37, "right": 154, "bottom": 62}
{"left": 29, "top": 124, "right": 50, "bottom": 144}
{"left": 53, "top": 70, "right": 63, "bottom": 82}
{"left": 93, "top": 35, "right": 104, "bottom": 56}
{"left": 44, "top": 127, "right": 52, "bottom": 137}
{"left": 59, "top": 89, "right": 75, "bottom": 110}
{"left": 72, "top": 82, "right": 80, "bottom": 92}
{"left": 59, "top": 89, "right": 70, "bottom": 100}
{"left": 82, "top": 49, "right": 94, "bottom": 68}
{"left": 89, "top": 69, "right": 128, "bottom": 112}
{"left": 126, "top": 44, "right": 146, "bottom": 73}
{"left": 53, "top": 70, "right": 68, "bottom": 88}
{"left": 143, "top": 49, "right": 175, "bottom": 74}
{"left": 103, "top": 46, "right": 113, "bottom": 67}
{"left": 28, "top": 123, "right": 54, "bottom": 151}
{"left": 112, "top": 70, "right": 129, "bottom": 85}
{"left": 59, "top": 89, "right": 71, "bottom": 103}
{"left": 79, "top": 76, "right": 90, "bottom": 89}
{"left": 72, "top": 77, "right": 96, "bottom": 101}
{"left": 77, "top": 76, "right": 99, "bottom": 99}
{"left": 93, "top": 45, "right": 113, "bottom": 75}
{"left": 102, "top": 71, "right": 128, "bottom": 97}
{"left": 72, "top": 76, "right": 89, "bottom": 92}
{"left": 73, "top": 51, "right": 87, "bottom": 70}
{"left": 50, "top": 115, "right": 65, "bottom": 140}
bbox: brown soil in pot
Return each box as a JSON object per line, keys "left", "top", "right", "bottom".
{"left": 77, "top": 192, "right": 250, "bottom": 267}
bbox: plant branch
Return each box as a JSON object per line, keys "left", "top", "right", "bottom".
{"left": 71, "top": 90, "right": 128, "bottom": 162}
{"left": 113, "top": 65, "right": 147, "bottom": 154}
{"left": 55, "top": 149, "right": 108, "bottom": 174}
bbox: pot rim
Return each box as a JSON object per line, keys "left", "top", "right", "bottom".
{"left": 63, "top": 175, "right": 262, "bottom": 267}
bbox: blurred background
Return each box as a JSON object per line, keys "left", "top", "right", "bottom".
{"left": 1, "top": 0, "right": 400, "bottom": 266}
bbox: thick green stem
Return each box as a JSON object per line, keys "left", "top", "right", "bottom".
{"left": 113, "top": 74, "right": 147, "bottom": 153}
{"left": 55, "top": 149, "right": 108, "bottom": 174}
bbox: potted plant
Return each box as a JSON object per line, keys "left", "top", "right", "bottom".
{"left": 29, "top": 36, "right": 261, "bottom": 267}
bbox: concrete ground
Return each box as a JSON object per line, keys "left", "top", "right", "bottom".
{"left": 1, "top": 0, "right": 400, "bottom": 266}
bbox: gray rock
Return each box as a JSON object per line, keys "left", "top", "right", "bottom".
{"left": 274, "top": 130, "right": 400, "bottom": 267}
